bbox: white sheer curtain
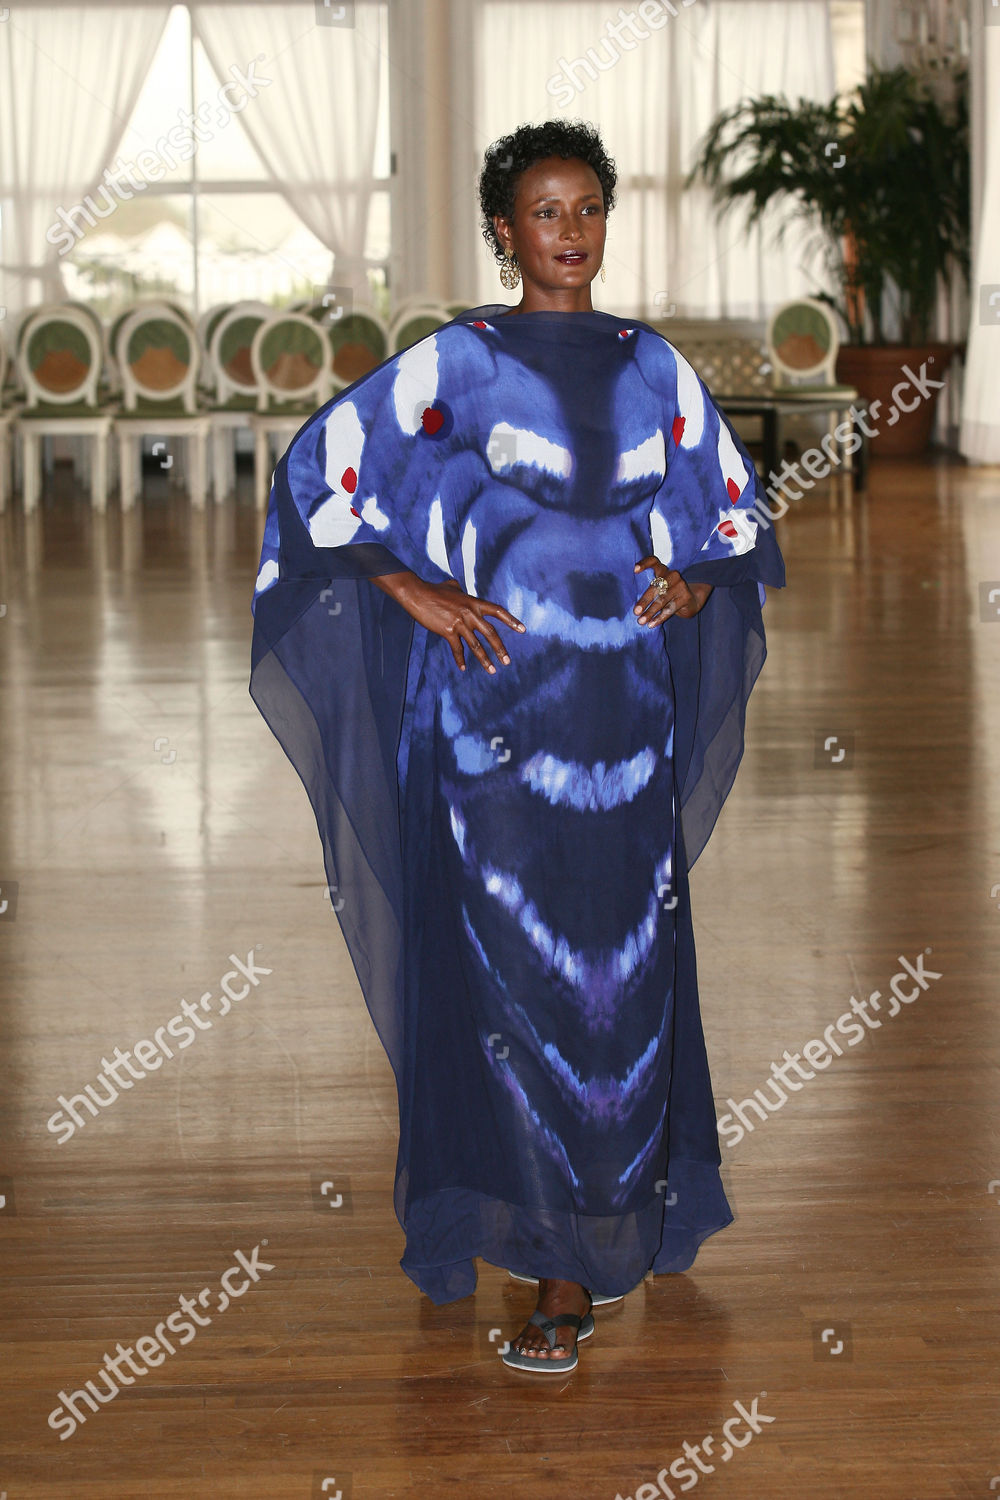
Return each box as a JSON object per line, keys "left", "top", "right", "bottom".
{"left": 450, "top": 0, "right": 837, "bottom": 319}
{"left": 959, "top": 23, "right": 1000, "bottom": 463}
{"left": 0, "top": 4, "right": 170, "bottom": 319}
{"left": 864, "top": 0, "right": 903, "bottom": 71}
{"left": 191, "top": 1, "right": 385, "bottom": 303}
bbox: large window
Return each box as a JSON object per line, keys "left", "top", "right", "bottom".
{"left": 61, "top": 4, "right": 391, "bottom": 318}
{"left": 5, "top": 0, "right": 863, "bottom": 324}
{"left": 467, "top": 0, "right": 849, "bottom": 319}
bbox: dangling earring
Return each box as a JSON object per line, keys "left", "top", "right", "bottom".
{"left": 500, "top": 247, "right": 520, "bottom": 290}
{"left": 600, "top": 262, "right": 607, "bottom": 283}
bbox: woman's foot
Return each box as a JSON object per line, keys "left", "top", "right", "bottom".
{"left": 509, "top": 1270, "right": 629, "bottom": 1305}
{"left": 507, "top": 1278, "right": 592, "bottom": 1362}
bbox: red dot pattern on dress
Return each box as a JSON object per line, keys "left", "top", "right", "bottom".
{"left": 472, "top": 320, "right": 487, "bottom": 328}
{"left": 672, "top": 416, "right": 686, "bottom": 447}
{"left": 718, "top": 519, "right": 739, "bottom": 538}
{"left": 422, "top": 406, "right": 444, "bottom": 435}
{"left": 726, "top": 477, "right": 742, "bottom": 503}
{"left": 341, "top": 465, "right": 360, "bottom": 518}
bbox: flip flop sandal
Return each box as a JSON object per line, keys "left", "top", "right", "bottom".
{"left": 508, "top": 1271, "right": 629, "bottom": 1306}
{"left": 500, "top": 1300, "right": 595, "bottom": 1374}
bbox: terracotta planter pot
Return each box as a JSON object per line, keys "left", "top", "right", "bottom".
{"left": 835, "top": 343, "right": 954, "bottom": 457}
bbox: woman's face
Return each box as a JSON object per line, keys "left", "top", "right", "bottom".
{"left": 493, "top": 155, "right": 607, "bottom": 296}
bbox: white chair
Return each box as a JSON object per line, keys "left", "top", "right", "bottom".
{"left": 61, "top": 299, "right": 119, "bottom": 487}
{"left": 114, "top": 305, "right": 209, "bottom": 509}
{"left": 766, "top": 297, "right": 859, "bottom": 468}
{"left": 249, "top": 311, "right": 332, "bottom": 509}
{"left": 388, "top": 302, "right": 453, "bottom": 353}
{"left": 303, "top": 304, "right": 390, "bottom": 391}
{"left": 206, "top": 301, "right": 271, "bottom": 501}
{"left": 196, "top": 302, "right": 232, "bottom": 383}
{"left": 107, "top": 300, "right": 191, "bottom": 397}
{"left": 15, "top": 304, "right": 113, "bottom": 513}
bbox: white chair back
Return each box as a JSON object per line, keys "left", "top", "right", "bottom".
{"left": 388, "top": 303, "right": 453, "bottom": 353}
{"left": 209, "top": 302, "right": 272, "bottom": 406}
{"left": 116, "top": 305, "right": 200, "bottom": 413}
{"left": 250, "top": 312, "right": 332, "bottom": 413}
{"left": 17, "top": 305, "right": 104, "bottom": 408}
{"left": 766, "top": 298, "right": 841, "bottom": 388}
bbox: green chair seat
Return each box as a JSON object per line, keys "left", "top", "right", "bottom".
{"left": 206, "top": 395, "right": 258, "bottom": 414}
{"left": 256, "top": 400, "right": 318, "bottom": 419}
{"left": 117, "top": 397, "right": 204, "bottom": 419}
{"left": 20, "top": 400, "right": 115, "bottom": 419}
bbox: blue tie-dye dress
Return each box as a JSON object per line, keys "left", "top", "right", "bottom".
{"left": 250, "top": 304, "right": 784, "bottom": 1305}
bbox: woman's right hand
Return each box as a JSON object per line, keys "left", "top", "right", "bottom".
{"left": 370, "top": 570, "right": 526, "bottom": 674}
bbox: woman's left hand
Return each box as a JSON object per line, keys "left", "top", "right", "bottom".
{"left": 633, "top": 556, "right": 713, "bottom": 626}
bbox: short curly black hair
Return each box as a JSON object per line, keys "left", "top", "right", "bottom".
{"left": 478, "top": 119, "right": 617, "bottom": 264}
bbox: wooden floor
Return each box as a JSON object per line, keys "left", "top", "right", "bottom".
{"left": 1, "top": 454, "right": 998, "bottom": 1499}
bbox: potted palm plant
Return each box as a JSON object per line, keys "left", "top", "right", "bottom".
{"left": 686, "top": 63, "right": 970, "bottom": 456}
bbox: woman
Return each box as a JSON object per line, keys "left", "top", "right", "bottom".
{"left": 250, "top": 119, "right": 784, "bottom": 1374}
